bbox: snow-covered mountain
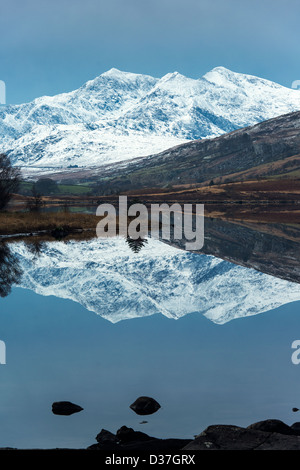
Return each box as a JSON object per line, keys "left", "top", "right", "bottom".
{"left": 1, "top": 67, "right": 300, "bottom": 173}
{"left": 10, "top": 238, "right": 300, "bottom": 324}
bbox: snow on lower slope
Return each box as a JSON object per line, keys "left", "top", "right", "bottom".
{"left": 1, "top": 67, "right": 300, "bottom": 172}
{"left": 10, "top": 238, "right": 300, "bottom": 324}
{"left": 8, "top": 125, "right": 184, "bottom": 168}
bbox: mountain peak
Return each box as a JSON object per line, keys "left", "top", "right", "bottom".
{"left": 161, "top": 71, "right": 186, "bottom": 80}
{"left": 101, "top": 68, "right": 156, "bottom": 82}
{"left": 203, "top": 66, "right": 242, "bottom": 84}
{"left": 102, "top": 67, "right": 126, "bottom": 77}
{"left": 208, "top": 66, "right": 233, "bottom": 74}
{"left": 203, "top": 66, "right": 282, "bottom": 89}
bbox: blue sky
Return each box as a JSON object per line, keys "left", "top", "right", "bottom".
{"left": 0, "top": 0, "right": 299, "bottom": 104}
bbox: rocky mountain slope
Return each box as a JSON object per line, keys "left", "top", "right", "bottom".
{"left": 1, "top": 67, "right": 300, "bottom": 174}
{"left": 89, "top": 109, "right": 300, "bottom": 189}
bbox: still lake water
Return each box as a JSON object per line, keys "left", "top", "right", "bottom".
{"left": 0, "top": 233, "right": 300, "bottom": 449}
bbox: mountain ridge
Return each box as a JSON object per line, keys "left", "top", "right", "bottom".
{"left": 1, "top": 67, "right": 300, "bottom": 174}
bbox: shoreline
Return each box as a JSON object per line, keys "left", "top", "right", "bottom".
{"left": 1, "top": 419, "right": 300, "bottom": 451}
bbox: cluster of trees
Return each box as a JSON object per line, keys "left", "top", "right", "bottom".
{"left": 0, "top": 153, "right": 21, "bottom": 210}
{"left": 26, "top": 186, "right": 44, "bottom": 212}
{"left": 34, "top": 178, "right": 58, "bottom": 195}
{"left": 0, "top": 154, "right": 60, "bottom": 212}
{"left": 26, "top": 178, "right": 59, "bottom": 212}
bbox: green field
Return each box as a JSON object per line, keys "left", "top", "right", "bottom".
{"left": 19, "top": 181, "right": 93, "bottom": 196}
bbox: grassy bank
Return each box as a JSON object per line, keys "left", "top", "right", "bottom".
{"left": 0, "top": 211, "right": 99, "bottom": 236}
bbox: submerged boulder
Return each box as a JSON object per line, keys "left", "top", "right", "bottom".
{"left": 129, "top": 396, "right": 161, "bottom": 415}
{"left": 52, "top": 401, "right": 83, "bottom": 416}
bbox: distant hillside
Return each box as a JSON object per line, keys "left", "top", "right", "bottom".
{"left": 90, "top": 110, "right": 300, "bottom": 191}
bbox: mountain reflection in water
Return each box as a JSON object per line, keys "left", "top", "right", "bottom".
{"left": 0, "top": 215, "right": 299, "bottom": 322}
{"left": 165, "top": 216, "right": 300, "bottom": 284}
{"left": 0, "top": 214, "right": 299, "bottom": 450}
{"left": 1, "top": 233, "right": 299, "bottom": 324}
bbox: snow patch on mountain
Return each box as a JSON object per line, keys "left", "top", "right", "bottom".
{"left": 10, "top": 238, "right": 300, "bottom": 324}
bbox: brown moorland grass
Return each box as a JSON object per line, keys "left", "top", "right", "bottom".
{"left": 0, "top": 211, "right": 99, "bottom": 236}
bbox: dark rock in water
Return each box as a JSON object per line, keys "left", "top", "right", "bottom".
{"left": 293, "top": 408, "right": 299, "bottom": 412}
{"left": 116, "top": 426, "right": 153, "bottom": 443}
{"left": 140, "top": 420, "right": 148, "bottom": 424}
{"left": 89, "top": 420, "right": 300, "bottom": 451}
{"left": 88, "top": 426, "right": 190, "bottom": 451}
{"left": 291, "top": 422, "right": 300, "bottom": 435}
{"left": 130, "top": 396, "right": 161, "bottom": 415}
{"left": 184, "top": 425, "right": 263, "bottom": 450}
{"left": 52, "top": 401, "right": 83, "bottom": 416}
{"left": 183, "top": 424, "right": 300, "bottom": 450}
{"left": 246, "top": 419, "right": 295, "bottom": 435}
{"left": 96, "top": 429, "right": 119, "bottom": 444}
{"left": 93, "top": 429, "right": 119, "bottom": 450}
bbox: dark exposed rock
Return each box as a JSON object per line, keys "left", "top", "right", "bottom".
{"left": 116, "top": 426, "right": 154, "bottom": 443}
{"left": 92, "top": 429, "right": 120, "bottom": 450}
{"left": 116, "top": 438, "right": 192, "bottom": 452}
{"left": 293, "top": 408, "right": 299, "bottom": 412}
{"left": 291, "top": 422, "right": 300, "bottom": 435}
{"left": 88, "top": 426, "right": 190, "bottom": 451}
{"left": 129, "top": 396, "right": 161, "bottom": 415}
{"left": 184, "top": 425, "right": 269, "bottom": 450}
{"left": 183, "top": 424, "right": 300, "bottom": 451}
{"left": 96, "top": 429, "right": 119, "bottom": 444}
{"left": 89, "top": 421, "right": 300, "bottom": 451}
{"left": 52, "top": 401, "right": 83, "bottom": 416}
{"left": 246, "top": 419, "right": 295, "bottom": 436}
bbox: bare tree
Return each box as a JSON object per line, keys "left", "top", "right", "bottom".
{"left": 0, "top": 154, "right": 21, "bottom": 210}
{"left": 26, "top": 185, "right": 44, "bottom": 212}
